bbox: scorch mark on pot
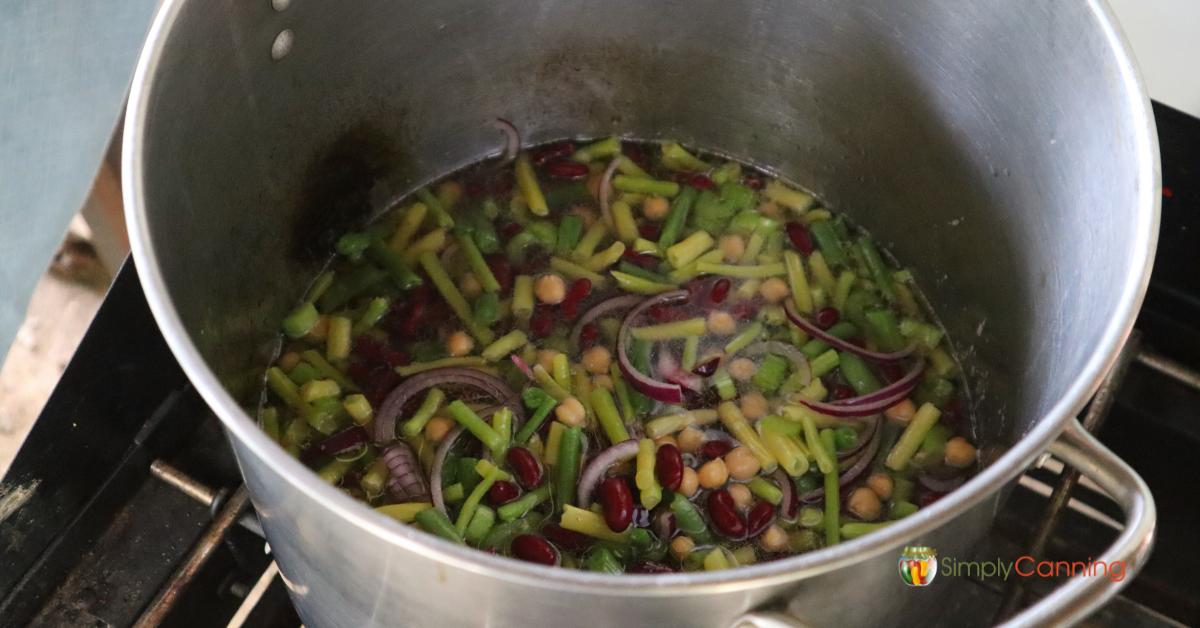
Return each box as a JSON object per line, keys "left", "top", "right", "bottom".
{"left": 0, "top": 479, "right": 41, "bottom": 523}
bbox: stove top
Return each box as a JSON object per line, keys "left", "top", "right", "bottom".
{"left": 1, "top": 102, "right": 1197, "bottom": 627}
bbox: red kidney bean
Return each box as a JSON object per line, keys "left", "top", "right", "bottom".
{"left": 730, "top": 300, "right": 760, "bottom": 321}
{"left": 511, "top": 534, "right": 559, "bottom": 566}
{"left": 628, "top": 561, "right": 675, "bottom": 574}
{"left": 706, "top": 489, "right": 747, "bottom": 539}
{"left": 918, "top": 491, "right": 945, "bottom": 508}
{"left": 598, "top": 477, "right": 634, "bottom": 532}
{"left": 743, "top": 174, "right": 764, "bottom": 190}
{"left": 709, "top": 278, "right": 732, "bottom": 304}
{"left": 831, "top": 385, "right": 855, "bottom": 401}
{"left": 579, "top": 322, "right": 599, "bottom": 347}
{"left": 638, "top": 222, "right": 662, "bottom": 241}
{"left": 700, "top": 440, "right": 733, "bottom": 460}
{"left": 542, "top": 523, "right": 592, "bottom": 551}
{"left": 647, "top": 304, "right": 676, "bottom": 323}
{"left": 785, "top": 222, "right": 815, "bottom": 255}
{"left": 814, "top": 306, "right": 840, "bottom": 329}
{"left": 746, "top": 500, "right": 775, "bottom": 537}
{"left": 879, "top": 362, "right": 905, "bottom": 383}
{"left": 692, "top": 356, "right": 721, "bottom": 378}
{"left": 532, "top": 141, "right": 576, "bottom": 166}
{"left": 689, "top": 174, "right": 716, "bottom": 190}
{"left": 655, "top": 444, "right": 683, "bottom": 491}
{"left": 487, "top": 480, "right": 521, "bottom": 506}
{"left": 622, "top": 250, "right": 660, "bottom": 270}
{"left": 561, "top": 278, "right": 592, "bottom": 319}
{"left": 529, "top": 305, "right": 555, "bottom": 338}
{"left": 506, "top": 447, "right": 543, "bottom": 489}
{"left": 500, "top": 221, "right": 523, "bottom": 240}
{"left": 543, "top": 160, "right": 590, "bottom": 180}
{"left": 485, "top": 254, "right": 514, "bottom": 293}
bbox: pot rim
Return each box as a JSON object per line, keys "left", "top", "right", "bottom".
{"left": 122, "top": 0, "right": 1160, "bottom": 595}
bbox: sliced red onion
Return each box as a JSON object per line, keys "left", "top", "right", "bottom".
{"left": 510, "top": 354, "right": 535, "bottom": 380}
{"left": 918, "top": 470, "right": 966, "bottom": 494}
{"left": 570, "top": 294, "right": 642, "bottom": 349}
{"left": 383, "top": 441, "right": 429, "bottom": 503}
{"left": 793, "top": 360, "right": 924, "bottom": 419}
{"left": 599, "top": 157, "right": 621, "bottom": 228}
{"left": 430, "top": 427, "right": 464, "bottom": 515}
{"left": 799, "top": 417, "right": 882, "bottom": 503}
{"left": 300, "top": 426, "right": 369, "bottom": 465}
{"left": 653, "top": 510, "right": 677, "bottom": 541}
{"left": 773, "top": 469, "right": 797, "bottom": 522}
{"left": 742, "top": 341, "right": 812, "bottom": 387}
{"left": 492, "top": 118, "right": 520, "bottom": 163}
{"left": 576, "top": 439, "right": 640, "bottom": 507}
{"left": 836, "top": 416, "right": 880, "bottom": 461}
{"left": 783, "top": 301, "right": 915, "bottom": 363}
{"left": 374, "top": 368, "right": 523, "bottom": 444}
{"left": 658, "top": 351, "right": 703, "bottom": 392}
{"left": 616, "top": 291, "right": 691, "bottom": 404}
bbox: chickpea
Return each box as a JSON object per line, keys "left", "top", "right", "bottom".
{"left": 424, "top": 416, "right": 455, "bottom": 443}
{"left": 555, "top": 397, "right": 586, "bottom": 427}
{"left": 581, "top": 346, "right": 612, "bottom": 375}
{"left": 436, "top": 180, "right": 463, "bottom": 207}
{"left": 884, "top": 398, "right": 916, "bottom": 423}
{"left": 677, "top": 427, "right": 705, "bottom": 454}
{"left": 592, "top": 374, "right": 614, "bottom": 391}
{"left": 537, "top": 349, "right": 561, "bottom": 373}
{"left": 459, "top": 272, "right": 483, "bottom": 299}
{"left": 678, "top": 467, "right": 700, "bottom": 497}
{"left": 697, "top": 458, "right": 729, "bottom": 489}
{"left": 757, "top": 201, "right": 782, "bottom": 220}
{"left": 759, "top": 277, "right": 790, "bottom": 304}
{"left": 654, "top": 435, "right": 679, "bottom": 450}
{"left": 278, "top": 351, "right": 302, "bottom": 372}
{"left": 727, "top": 483, "right": 753, "bottom": 510}
{"left": 718, "top": 234, "right": 746, "bottom": 263}
{"left": 739, "top": 393, "right": 769, "bottom": 421}
{"left": 759, "top": 525, "right": 789, "bottom": 552}
{"left": 724, "top": 446, "right": 761, "bottom": 481}
{"left": 642, "top": 195, "right": 670, "bottom": 221}
{"left": 307, "top": 315, "right": 330, "bottom": 341}
{"left": 670, "top": 536, "right": 695, "bottom": 561}
{"left": 446, "top": 330, "right": 474, "bottom": 357}
{"left": 866, "top": 472, "right": 894, "bottom": 501}
{"left": 945, "top": 437, "right": 977, "bottom": 468}
{"left": 847, "top": 487, "right": 882, "bottom": 521}
{"left": 535, "top": 274, "right": 567, "bottom": 305}
{"left": 707, "top": 311, "right": 737, "bottom": 336}
{"left": 570, "top": 204, "right": 598, "bottom": 228}
{"left": 728, "top": 357, "right": 758, "bottom": 382}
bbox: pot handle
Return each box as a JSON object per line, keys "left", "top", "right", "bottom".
{"left": 732, "top": 418, "right": 1156, "bottom": 628}
{"left": 995, "top": 417, "right": 1156, "bottom": 627}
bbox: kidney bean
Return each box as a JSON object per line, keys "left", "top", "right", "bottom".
{"left": 598, "top": 477, "right": 634, "bottom": 532}
{"left": 706, "top": 489, "right": 747, "bottom": 539}
{"left": 532, "top": 141, "right": 575, "bottom": 166}
{"left": 622, "top": 250, "right": 660, "bottom": 270}
{"left": 700, "top": 440, "right": 733, "bottom": 460}
{"left": 638, "top": 222, "right": 662, "bottom": 241}
{"left": 580, "top": 322, "right": 599, "bottom": 347}
{"left": 529, "top": 305, "right": 555, "bottom": 338}
{"left": 485, "top": 254, "right": 514, "bottom": 293}
{"left": 743, "top": 174, "right": 764, "bottom": 190}
{"left": 879, "top": 361, "right": 905, "bottom": 383}
{"left": 746, "top": 500, "right": 775, "bottom": 538}
{"left": 655, "top": 444, "right": 684, "bottom": 491}
{"left": 561, "top": 278, "right": 592, "bottom": 319}
{"left": 814, "top": 306, "right": 840, "bottom": 329}
{"left": 542, "top": 523, "right": 592, "bottom": 552}
{"left": 785, "top": 222, "right": 815, "bottom": 255}
{"left": 506, "top": 447, "right": 543, "bottom": 489}
{"left": 544, "top": 160, "right": 590, "bottom": 180}
{"left": 729, "top": 299, "right": 760, "bottom": 321}
{"left": 692, "top": 356, "right": 721, "bottom": 378}
{"left": 500, "top": 221, "right": 523, "bottom": 240}
{"left": 689, "top": 174, "right": 716, "bottom": 190}
{"left": 709, "top": 278, "right": 732, "bottom": 304}
{"left": 511, "top": 534, "right": 559, "bottom": 566}
{"left": 487, "top": 480, "right": 521, "bottom": 506}
{"left": 831, "top": 385, "right": 855, "bottom": 401}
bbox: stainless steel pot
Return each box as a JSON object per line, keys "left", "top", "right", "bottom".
{"left": 122, "top": 0, "right": 1160, "bottom": 625}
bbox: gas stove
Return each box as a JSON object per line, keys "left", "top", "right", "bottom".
{"left": 2, "top": 101, "right": 1197, "bottom": 627}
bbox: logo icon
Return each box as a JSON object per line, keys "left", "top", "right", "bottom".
{"left": 899, "top": 546, "right": 938, "bottom": 586}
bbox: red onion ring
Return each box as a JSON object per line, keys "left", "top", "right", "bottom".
{"left": 430, "top": 426, "right": 464, "bottom": 514}
{"left": 569, "top": 294, "right": 642, "bottom": 349}
{"left": 773, "top": 468, "right": 798, "bottom": 522}
{"left": 492, "top": 118, "right": 520, "bottom": 163}
{"left": 599, "top": 157, "right": 621, "bottom": 228}
{"left": 918, "top": 470, "right": 966, "bottom": 494}
{"left": 799, "top": 417, "right": 883, "bottom": 503}
{"left": 374, "top": 368, "right": 523, "bottom": 444}
{"left": 658, "top": 351, "right": 703, "bottom": 392}
{"left": 783, "top": 301, "right": 915, "bottom": 363}
{"left": 792, "top": 360, "right": 924, "bottom": 418}
{"left": 300, "top": 426, "right": 369, "bottom": 466}
{"left": 576, "top": 439, "right": 640, "bottom": 507}
{"left": 742, "top": 341, "right": 812, "bottom": 387}
{"left": 383, "top": 441, "right": 430, "bottom": 502}
{"left": 616, "top": 292, "right": 691, "bottom": 404}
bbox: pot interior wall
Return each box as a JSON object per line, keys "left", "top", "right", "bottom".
{"left": 137, "top": 0, "right": 1149, "bottom": 459}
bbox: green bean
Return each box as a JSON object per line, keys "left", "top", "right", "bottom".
{"left": 890, "top": 501, "right": 919, "bottom": 519}
{"left": 669, "top": 492, "right": 713, "bottom": 544}
{"left": 718, "top": 402, "right": 777, "bottom": 472}
{"left": 418, "top": 250, "right": 494, "bottom": 344}
{"left": 299, "top": 379, "right": 340, "bottom": 402}
{"left": 466, "top": 212, "right": 502, "bottom": 254}
{"left": 282, "top": 302, "right": 320, "bottom": 338}
{"left": 783, "top": 250, "right": 814, "bottom": 314}
{"left": 808, "top": 220, "right": 847, "bottom": 268}
{"left": 481, "top": 330, "right": 528, "bottom": 362}
{"left": 416, "top": 507, "right": 464, "bottom": 544}
{"left": 360, "top": 458, "right": 388, "bottom": 498}
{"left": 395, "top": 356, "right": 487, "bottom": 376}
{"left": 590, "top": 388, "right": 629, "bottom": 445}
{"left": 710, "top": 161, "right": 742, "bottom": 185}
{"left": 572, "top": 221, "right": 608, "bottom": 260}
{"left": 809, "top": 349, "right": 840, "bottom": 378}
{"left": 838, "top": 352, "right": 882, "bottom": 395}
{"left": 666, "top": 231, "right": 714, "bottom": 269}
{"left": 325, "top": 316, "right": 352, "bottom": 361}
{"left": 395, "top": 387, "right": 442, "bottom": 438}
{"left": 556, "top": 214, "right": 584, "bottom": 255}
{"left": 571, "top": 137, "right": 621, "bottom": 163}
{"left": 366, "top": 240, "right": 423, "bottom": 290}
{"left": 314, "top": 265, "right": 392, "bottom": 309}
{"left": 724, "top": 321, "right": 763, "bottom": 355}
{"left": 711, "top": 368, "right": 737, "bottom": 400}
{"left": 317, "top": 457, "right": 356, "bottom": 484}
{"left": 526, "top": 220, "right": 558, "bottom": 250}
{"left": 611, "top": 270, "right": 676, "bottom": 295}
{"left": 800, "top": 321, "right": 858, "bottom": 358}
{"left": 612, "top": 200, "right": 639, "bottom": 243}
{"left": 389, "top": 202, "right": 428, "bottom": 252}
{"left": 515, "top": 397, "right": 557, "bottom": 445}
{"left": 841, "top": 521, "right": 891, "bottom": 540}
{"left": 613, "top": 175, "right": 679, "bottom": 197}
{"left": 748, "top": 477, "right": 783, "bottom": 505}
{"left": 657, "top": 187, "right": 697, "bottom": 249}
{"left": 863, "top": 309, "right": 905, "bottom": 352}
{"left": 445, "top": 400, "right": 506, "bottom": 454}
{"left": 335, "top": 232, "right": 372, "bottom": 260}
{"left": 696, "top": 261, "right": 786, "bottom": 279}
{"left": 616, "top": 261, "right": 671, "bottom": 285}
{"left": 442, "top": 483, "right": 466, "bottom": 503}
{"left": 857, "top": 237, "right": 896, "bottom": 302}
{"left": 763, "top": 180, "right": 815, "bottom": 213}
{"left": 900, "top": 318, "right": 944, "bottom": 352}
{"left": 585, "top": 547, "right": 625, "bottom": 574}
{"left": 402, "top": 228, "right": 448, "bottom": 266}
{"left": 668, "top": 249, "right": 723, "bottom": 284}
{"left": 482, "top": 512, "right": 545, "bottom": 551}
{"left": 455, "top": 466, "right": 507, "bottom": 535}
{"left": 660, "top": 142, "right": 710, "bottom": 172}
{"left": 751, "top": 354, "right": 789, "bottom": 394}
{"left": 505, "top": 231, "right": 542, "bottom": 265}
{"left": 555, "top": 426, "right": 584, "bottom": 512}
{"left": 681, "top": 335, "right": 701, "bottom": 371}
{"left": 800, "top": 409, "right": 836, "bottom": 475}
{"left": 550, "top": 257, "right": 609, "bottom": 286}
{"left": 473, "top": 291, "right": 500, "bottom": 327}
{"left": 512, "top": 275, "right": 535, "bottom": 323}
{"left": 304, "top": 271, "right": 336, "bottom": 305}
{"left": 416, "top": 188, "right": 456, "bottom": 229}
{"left": 834, "top": 270, "right": 857, "bottom": 309}
{"left": 728, "top": 209, "right": 780, "bottom": 236}
{"left": 532, "top": 364, "right": 571, "bottom": 401}
{"left": 497, "top": 485, "right": 551, "bottom": 521}
{"left": 260, "top": 407, "right": 281, "bottom": 441}
{"left": 608, "top": 363, "right": 636, "bottom": 425}
{"left": 352, "top": 297, "right": 390, "bottom": 335}
{"left": 456, "top": 232, "right": 501, "bottom": 292}
{"left": 464, "top": 505, "right": 496, "bottom": 545}
{"left": 820, "top": 429, "right": 840, "bottom": 545}
{"left": 584, "top": 241, "right": 627, "bottom": 273}
{"left": 490, "top": 407, "right": 513, "bottom": 460}
{"left": 885, "top": 402, "right": 942, "bottom": 471}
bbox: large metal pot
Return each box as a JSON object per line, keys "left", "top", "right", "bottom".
{"left": 123, "top": 0, "right": 1160, "bottom": 625}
